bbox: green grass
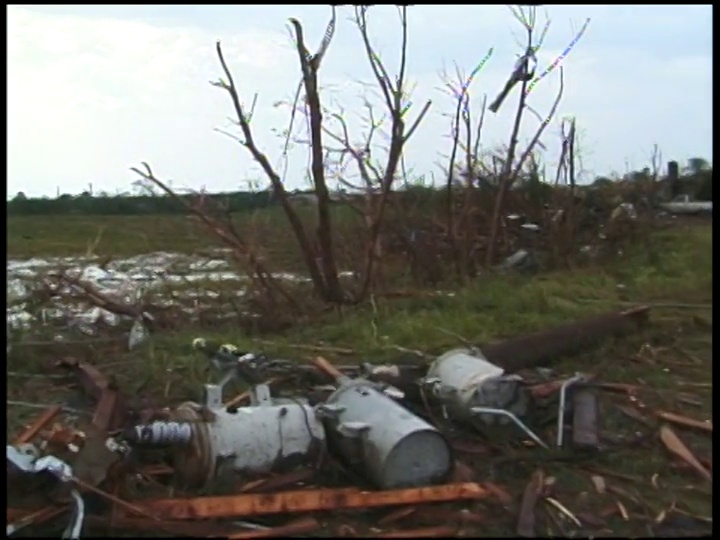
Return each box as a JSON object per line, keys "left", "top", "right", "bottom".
{"left": 7, "top": 222, "right": 712, "bottom": 537}
{"left": 7, "top": 206, "right": 361, "bottom": 261}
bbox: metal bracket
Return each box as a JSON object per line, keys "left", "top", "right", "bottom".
{"left": 337, "top": 421, "right": 371, "bottom": 438}
{"left": 471, "top": 407, "right": 549, "bottom": 449}
{"left": 250, "top": 384, "right": 273, "bottom": 407}
{"left": 203, "top": 384, "right": 224, "bottom": 410}
{"left": 314, "top": 403, "right": 346, "bottom": 420}
{"left": 556, "top": 373, "right": 587, "bottom": 448}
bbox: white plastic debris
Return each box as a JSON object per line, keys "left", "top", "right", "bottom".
{"left": 127, "top": 316, "right": 149, "bottom": 351}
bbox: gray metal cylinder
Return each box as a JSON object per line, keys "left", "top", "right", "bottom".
{"left": 426, "top": 348, "right": 529, "bottom": 428}
{"left": 170, "top": 398, "right": 325, "bottom": 489}
{"left": 318, "top": 379, "right": 453, "bottom": 490}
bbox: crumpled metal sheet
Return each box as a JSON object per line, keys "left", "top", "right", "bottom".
{"left": 6, "top": 444, "right": 85, "bottom": 539}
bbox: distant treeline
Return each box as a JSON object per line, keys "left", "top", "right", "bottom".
{"left": 7, "top": 191, "right": 276, "bottom": 216}
{"left": 7, "top": 165, "right": 712, "bottom": 217}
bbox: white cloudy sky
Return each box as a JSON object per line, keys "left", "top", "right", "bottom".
{"left": 7, "top": 4, "right": 713, "bottom": 198}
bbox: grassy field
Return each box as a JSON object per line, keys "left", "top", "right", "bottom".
{"left": 6, "top": 219, "right": 712, "bottom": 536}
{"left": 7, "top": 207, "right": 361, "bottom": 261}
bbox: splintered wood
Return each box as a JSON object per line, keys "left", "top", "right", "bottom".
{"left": 13, "top": 405, "right": 62, "bottom": 444}
{"left": 135, "top": 483, "right": 493, "bottom": 520}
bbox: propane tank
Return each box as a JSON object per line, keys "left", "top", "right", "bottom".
{"left": 124, "top": 383, "right": 325, "bottom": 489}
{"left": 313, "top": 358, "right": 453, "bottom": 490}
{"left": 424, "top": 348, "right": 529, "bottom": 429}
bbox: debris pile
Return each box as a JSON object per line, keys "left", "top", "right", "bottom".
{"left": 7, "top": 305, "right": 713, "bottom": 538}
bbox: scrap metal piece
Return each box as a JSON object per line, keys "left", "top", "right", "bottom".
{"left": 71, "top": 429, "right": 122, "bottom": 488}
{"left": 571, "top": 388, "right": 600, "bottom": 449}
{"left": 135, "top": 482, "right": 494, "bottom": 520}
{"left": 55, "top": 357, "right": 129, "bottom": 431}
{"left": 424, "top": 348, "right": 529, "bottom": 429}
{"left": 6, "top": 444, "right": 85, "bottom": 539}
{"left": 56, "top": 357, "right": 110, "bottom": 401}
{"left": 471, "top": 408, "right": 548, "bottom": 449}
{"left": 557, "top": 374, "right": 587, "bottom": 448}
{"left": 313, "top": 356, "right": 453, "bottom": 490}
{"left": 192, "top": 338, "right": 265, "bottom": 386}
{"left": 93, "top": 388, "right": 124, "bottom": 432}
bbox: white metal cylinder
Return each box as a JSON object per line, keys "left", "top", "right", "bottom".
{"left": 171, "top": 401, "right": 325, "bottom": 488}
{"left": 426, "top": 348, "right": 529, "bottom": 427}
{"left": 209, "top": 404, "right": 324, "bottom": 473}
{"left": 320, "top": 380, "right": 453, "bottom": 490}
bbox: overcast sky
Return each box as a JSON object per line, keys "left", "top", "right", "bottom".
{"left": 7, "top": 4, "right": 713, "bottom": 198}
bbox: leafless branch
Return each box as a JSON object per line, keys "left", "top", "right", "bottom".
{"left": 212, "top": 41, "right": 335, "bottom": 301}
{"left": 511, "top": 67, "right": 565, "bottom": 179}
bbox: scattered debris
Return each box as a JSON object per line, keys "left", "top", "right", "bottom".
{"left": 517, "top": 469, "right": 544, "bottom": 537}
{"left": 13, "top": 405, "right": 62, "bottom": 445}
{"left": 6, "top": 444, "right": 85, "bottom": 539}
{"left": 6, "top": 303, "right": 713, "bottom": 538}
{"left": 659, "top": 425, "right": 712, "bottom": 482}
{"left": 135, "top": 483, "right": 493, "bottom": 520}
{"left": 571, "top": 387, "right": 600, "bottom": 449}
{"left": 659, "top": 195, "right": 712, "bottom": 216}
{"left": 654, "top": 410, "right": 712, "bottom": 434}
{"left": 423, "top": 348, "right": 529, "bottom": 429}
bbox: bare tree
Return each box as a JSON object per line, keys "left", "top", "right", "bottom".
{"left": 320, "top": 6, "right": 431, "bottom": 300}
{"left": 438, "top": 56, "right": 490, "bottom": 278}
{"left": 484, "top": 5, "right": 565, "bottom": 267}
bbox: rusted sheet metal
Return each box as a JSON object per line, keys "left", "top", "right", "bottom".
{"left": 572, "top": 389, "right": 600, "bottom": 449}
{"left": 56, "top": 357, "right": 110, "bottom": 401}
{"left": 56, "top": 357, "right": 129, "bottom": 431}
{"left": 71, "top": 433, "right": 122, "bottom": 488}
{"left": 13, "top": 405, "right": 62, "bottom": 444}
{"left": 482, "top": 305, "right": 650, "bottom": 372}
{"left": 227, "top": 516, "right": 321, "bottom": 539}
{"left": 93, "top": 388, "right": 126, "bottom": 432}
{"left": 136, "top": 482, "right": 494, "bottom": 520}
